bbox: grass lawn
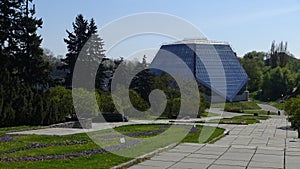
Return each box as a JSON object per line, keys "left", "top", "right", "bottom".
{"left": 268, "top": 102, "right": 285, "bottom": 110}
{"left": 224, "top": 101, "right": 260, "bottom": 112}
{"left": 212, "top": 101, "right": 261, "bottom": 113}
{"left": 130, "top": 112, "right": 218, "bottom": 120}
{"left": 243, "top": 110, "right": 277, "bottom": 115}
{"left": 129, "top": 115, "right": 169, "bottom": 120}
{"left": 201, "top": 112, "right": 219, "bottom": 118}
{"left": 0, "top": 124, "right": 224, "bottom": 168}
{"left": 0, "top": 126, "right": 43, "bottom": 135}
{"left": 248, "top": 93, "right": 285, "bottom": 110}
{"left": 206, "top": 115, "right": 269, "bottom": 125}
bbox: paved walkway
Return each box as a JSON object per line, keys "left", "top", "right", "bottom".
{"left": 129, "top": 116, "right": 300, "bottom": 169}
{"left": 9, "top": 103, "right": 279, "bottom": 136}
{"left": 258, "top": 103, "right": 284, "bottom": 116}
{"left": 9, "top": 104, "right": 300, "bottom": 168}
{"left": 9, "top": 108, "right": 243, "bottom": 136}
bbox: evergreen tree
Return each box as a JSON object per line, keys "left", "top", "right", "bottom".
{"left": 17, "top": 0, "right": 51, "bottom": 87}
{"left": 130, "top": 55, "right": 154, "bottom": 102}
{"left": 60, "top": 14, "right": 89, "bottom": 88}
{"left": 0, "top": 0, "right": 21, "bottom": 72}
{"left": 86, "top": 18, "right": 106, "bottom": 90}
{"left": 60, "top": 15, "right": 105, "bottom": 89}
{"left": 0, "top": 0, "right": 62, "bottom": 127}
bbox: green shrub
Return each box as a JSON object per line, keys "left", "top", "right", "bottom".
{"left": 96, "top": 91, "right": 116, "bottom": 113}
{"left": 72, "top": 88, "right": 99, "bottom": 117}
{"left": 224, "top": 101, "right": 260, "bottom": 113}
{"left": 224, "top": 106, "right": 242, "bottom": 113}
{"left": 285, "top": 95, "right": 300, "bottom": 136}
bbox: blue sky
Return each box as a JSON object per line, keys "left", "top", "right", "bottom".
{"left": 36, "top": 0, "right": 300, "bottom": 60}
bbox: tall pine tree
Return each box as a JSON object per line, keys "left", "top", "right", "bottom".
{"left": 0, "top": 0, "right": 53, "bottom": 126}
{"left": 0, "top": 0, "right": 52, "bottom": 88}
{"left": 130, "top": 55, "right": 154, "bottom": 102}
{"left": 60, "top": 15, "right": 105, "bottom": 89}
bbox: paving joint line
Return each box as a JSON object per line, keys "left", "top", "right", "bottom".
{"left": 266, "top": 137, "right": 271, "bottom": 147}
{"left": 262, "top": 123, "right": 268, "bottom": 137}
{"left": 166, "top": 144, "right": 205, "bottom": 169}
{"left": 284, "top": 147, "right": 286, "bottom": 169}
{"left": 250, "top": 124, "right": 258, "bottom": 136}
{"left": 231, "top": 134, "right": 240, "bottom": 145}
{"left": 205, "top": 145, "right": 232, "bottom": 169}
{"left": 245, "top": 146, "right": 258, "bottom": 169}
{"left": 248, "top": 137, "right": 254, "bottom": 146}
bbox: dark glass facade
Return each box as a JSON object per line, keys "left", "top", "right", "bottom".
{"left": 150, "top": 40, "right": 248, "bottom": 102}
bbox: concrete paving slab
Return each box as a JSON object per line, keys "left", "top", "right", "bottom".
{"left": 214, "top": 159, "right": 248, "bottom": 167}
{"left": 151, "top": 154, "right": 185, "bottom": 162}
{"left": 138, "top": 160, "right": 174, "bottom": 168}
{"left": 285, "top": 155, "right": 300, "bottom": 167}
{"left": 248, "top": 161, "right": 283, "bottom": 169}
{"left": 157, "top": 152, "right": 189, "bottom": 158}
{"left": 128, "top": 165, "right": 162, "bottom": 169}
{"left": 208, "top": 164, "right": 245, "bottom": 169}
{"left": 285, "top": 161, "right": 300, "bottom": 169}
{"left": 187, "top": 153, "right": 220, "bottom": 159}
{"left": 251, "top": 154, "right": 283, "bottom": 163}
{"left": 180, "top": 157, "right": 215, "bottom": 164}
{"left": 169, "top": 162, "right": 210, "bottom": 169}
{"left": 219, "top": 152, "right": 253, "bottom": 161}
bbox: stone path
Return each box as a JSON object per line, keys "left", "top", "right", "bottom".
{"left": 129, "top": 116, "right": 300, "bottom": 169}
{"left": 8, "top": 104, "right": 300, "bottom": 168}
{"left": 9, "top": 108, "right": 243, "bottom": 136}
{"left": 9, "top": 103, "right": 279, "bottom": 136}
{"left": 258, "top": 103, "right": 284, "bottom": 116}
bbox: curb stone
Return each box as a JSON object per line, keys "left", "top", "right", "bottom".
{"left": 110, "top": 143, "right": 179, "bottom": 169}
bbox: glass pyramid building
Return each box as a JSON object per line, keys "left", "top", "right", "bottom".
{"left": 150, "top": 39, "right": 249, "bottom": 102}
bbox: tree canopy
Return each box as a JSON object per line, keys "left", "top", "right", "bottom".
{"left": 241, "top": 41, "right": 299, "bottom": 101}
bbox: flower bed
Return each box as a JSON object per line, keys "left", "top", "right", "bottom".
{"left": 3, "top": 140, "right": 90, "bottom": 154}
{"left": 0, "top": 140, "right": 142, "bottom": 162}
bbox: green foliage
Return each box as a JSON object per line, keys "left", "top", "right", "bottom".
{"left": 0, "top": 0, "right": 52, "bottom": 88}
{"left": 201, "top": 112, "right": 219, "bottom": 117}
{"left": 243, "top": 110, "right": 277, "bottom": 115}
{"left": 129, "top": 90, "right": 150, "bottom": 113}
{"left": 261, "top": 67, "right": 295, "bottom": 101}
{"left": 268, "top": 41, "right": 290, "bottom": 68}
{"left": 285, "top": 95, "right": 300, "bottom": 129}
{"left": 269, "top": 102, "right": 285, "bottom": 110}
{"left": 0, "top": 77, "right": 76, "bottom": 127}
{"left": 60, "top": 14, "right": 105, "bottom": 89}
{"left": 96, "top": 91, "right": 116, "bottom": 113}
{"left": 241, "top": 59, "right": 263, "bottom": 92}
{"left": 224, "top": 101, "right": 260, "bottom": 113}
{"left": 209, "top": 115, "right": 269, "bottom": 124}
{"left": 224, "top": 106, "right": 242, "bottom": 113}
{"left": 241, "top": 48, "right": 299, "bottom": 101}
{"left": 0, "top": 0, "right": 63, "bottom": 127}
{"left": 72, "top": 88, "right": 99, "bottom": 117}
{"left": 241, "top": 51, "right": 266, "bottom": 92}
{"left": 130, "top": 55, "right": 154, "bottom": 102}
{"left": 109, "top": 87, "right": 150, "bottom": 117}
{"left": 243, "top": 51, "right": 266, "bottom": 67}
{"left": 48, "top": 86, "right": 74, "bottom": 116}
{"left": 161, "top": 94, "right": 209, "bottom": 119}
